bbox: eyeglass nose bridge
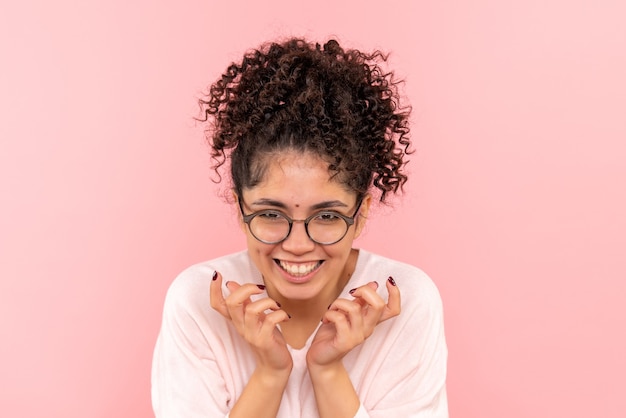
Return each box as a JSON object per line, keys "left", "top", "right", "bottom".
{"left": 281, "top": 217, "right": 315, "bottom": 244}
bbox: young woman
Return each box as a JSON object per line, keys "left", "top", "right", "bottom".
{"left": 152, "top": 38, "right": 448, "bottom": 418}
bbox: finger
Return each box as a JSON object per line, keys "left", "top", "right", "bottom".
{"left": 243, "top": 298, "right": 283, "bottom": 331}
{"left": 366, "top": 281, "right": 379, "bottom": 291}
{"left": 379, "top": 276, "right": 401, "bottom": 323}
{"left": 348, "top": 281, "right": 381, "bottom": 302}
{"left": 348, "top": 281, "right": 379, "bottom": 306}
{"left": 349, "top": 282, "right": 385, "bottom": 311}
{"left": 209, "top": 271, "right": 230, "bottom": 318}
{"left": 224, "top": 282, "right": 266, "bottom": 308}
{"left": 244, "top": 297, "right": 282, "bottom": 316}
{"left": 258, "top": 310, "right": 291, "bottom": 343}
{"left": 329, "top": 298, "right": 364, "bottom": 331}
{"left": 323, "top": 309, "right": 351, "bottom": 338}
{"left": 224, "top": 282, "right": 266, "bottom": 324}
{"left": 349, "top": 281, "right": 390, "bottom": 330}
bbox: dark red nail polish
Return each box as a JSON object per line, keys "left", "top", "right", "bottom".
{"left": 349, "top": 288, "right": 356, "bottom": 294}
{"left": 388, "top": 276, "right": 397, "bottom": 286}
{"left": 212, "top": 271, "right": 218, "bottom": 281}
{"left": 276, "top": 301, "right": 281, "bottom": 308}
{"left": 287, "top": 313, "right": 292, "bottom": 319}
{"left": 257, "top": 284, "right": 266, "bottom": 290}
{"left": 327, "top": 304, "right": 332, "bottom": 310}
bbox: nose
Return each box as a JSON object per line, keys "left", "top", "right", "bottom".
{"left": 281, "top": 220, "right": 315, "bottom": 253}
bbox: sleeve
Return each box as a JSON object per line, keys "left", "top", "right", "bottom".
{"left": 151, "top": 273, "right": 232, "bottom": 418}
{"left": 354, "top": 273, "right": 449, "bottom": 418}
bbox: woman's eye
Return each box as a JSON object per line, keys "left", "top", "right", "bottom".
{"left": 257, "top": 211, "right": 284, "bottom": 221}
{"left": 315, "top": 212, "right": 342, "bottom": 222}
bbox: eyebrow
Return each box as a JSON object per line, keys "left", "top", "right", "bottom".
{"left": 250, "top": 198, "right": 349, "bottom": 211}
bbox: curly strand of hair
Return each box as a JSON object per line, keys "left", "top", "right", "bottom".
{"left": 196, "top": 37, "right": 413, "bottom": 201}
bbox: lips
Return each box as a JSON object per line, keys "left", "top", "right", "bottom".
{"left": 276, "top": 260, "right": 323, "bottom": 276}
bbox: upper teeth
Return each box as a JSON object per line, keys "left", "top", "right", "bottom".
{"left": 279, "top": 261, "right": 319, "bottom": 276}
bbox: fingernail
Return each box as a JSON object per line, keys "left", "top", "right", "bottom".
{"left": 257, "top": 284, "right": 266, "bottom": 290}
{"left": 276, "top": 301, "right": 281, "bottom": 308}
{"left": 349, "top": 288, "right": 356, "bottom": 295}
{"left": 212, "top": 271, "right": 218, "bottom": 281}
{"left": 373, "top": 281, "right": 379, "bottom": 289}
{"left": 287, "top": 313, "right": 292, "bottom": 319}
{"left": 225, "top": 281, "right": 232, "bottom": 286}
{"left": 327, "top": 304, "right": 332, "bottom": 310}
{"left": 388, "top": 276, "right": 397, "bottom": 286}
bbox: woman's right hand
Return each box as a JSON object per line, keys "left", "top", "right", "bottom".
{"left": 210, "top": 271, "right": 293, "bottom": 374}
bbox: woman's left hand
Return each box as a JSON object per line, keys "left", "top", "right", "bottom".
{"left": 306, "top": 277, "right": 401, "bottom": 368}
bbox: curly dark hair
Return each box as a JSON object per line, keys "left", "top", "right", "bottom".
{"left": 198, "top": 37, "right": 412, "bottom": 202}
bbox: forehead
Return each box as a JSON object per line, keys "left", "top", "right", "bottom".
{"left": 243, "top": 152, "right": 355, "bottom": 203}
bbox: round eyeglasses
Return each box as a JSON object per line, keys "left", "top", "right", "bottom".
{"left": 238, "top": 199, "right": 363, "bottom": 245}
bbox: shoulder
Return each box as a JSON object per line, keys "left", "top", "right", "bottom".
{"left": 163, "top": 250, "right": 259, "bottom": 314}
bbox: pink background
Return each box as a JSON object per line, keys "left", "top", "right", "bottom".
{"left": 1, "top": 1, "right": 625, "bottom": 417}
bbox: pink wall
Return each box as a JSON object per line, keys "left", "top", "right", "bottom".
{"left": 1, "top": 1, "right": 625, "bottom": 417}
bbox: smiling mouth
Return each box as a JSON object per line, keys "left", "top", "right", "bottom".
{"left": 276, "top": 260, "right": 323, "bottom": 276}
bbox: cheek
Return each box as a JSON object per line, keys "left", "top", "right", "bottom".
{"left": 324, "top": 240, "right": 353, "bottom": 260}
{"left": 247, "top": 238, "right": 277, "bottom": 259}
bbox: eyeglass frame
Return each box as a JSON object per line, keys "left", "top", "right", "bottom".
{"left": 237, "top": 197, "right": 364, "bottom": 245}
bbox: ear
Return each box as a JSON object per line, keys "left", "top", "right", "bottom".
{"left": 353, "top": 194, "right": 372, "bottom": 239}
{"left": 232, "top": 189, "right": 246, "bottom": 232}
